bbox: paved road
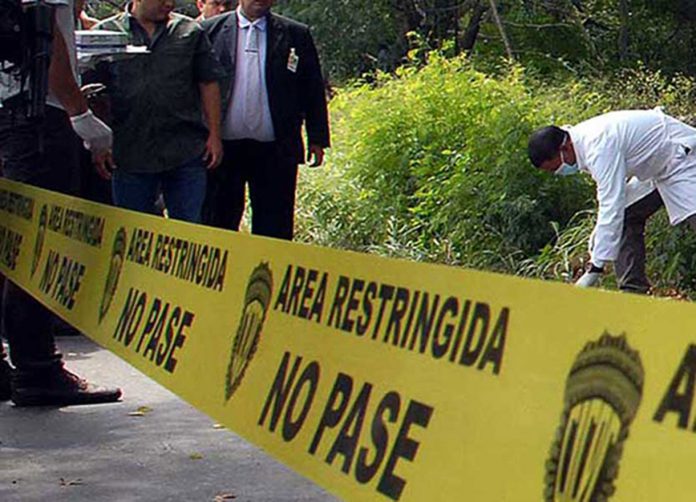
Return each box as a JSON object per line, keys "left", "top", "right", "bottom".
{"left": 0, "top": 336, "right": 335, "bottom": 502}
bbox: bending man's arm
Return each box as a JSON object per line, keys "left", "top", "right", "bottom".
{"left": 590, "top": 142, "right": 628, "bottom": 267}
{"left": 576, "top": 145, "right": 627, "bottom": 288}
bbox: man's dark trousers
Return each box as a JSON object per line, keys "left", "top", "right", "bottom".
{"left": 615, "top": 189, "right": 664, "bottom": 294}
{"left": 0, "top": 106, "right": 80, "bottom": 373}
{"left": 204, "top": 139, "right": 298, "bottom": 240}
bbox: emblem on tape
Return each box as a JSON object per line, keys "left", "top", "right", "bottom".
{"left": 30, "top": 204, "right": 48, "bottom": 278}
{"left": 545, "top": 333, "right": 644, "bottom": 502}
{"left": 225, "top": 262, "right": 273, "bottom": 401}
{"left": 99, "top": 227, "right": 127, "bottom": 323}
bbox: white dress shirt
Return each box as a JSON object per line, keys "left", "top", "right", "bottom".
{"left": 222, "top": 8, "right": 275, "bottom": 142}
{"left": 568, "top": 108, "right": 696, "bottom": 264}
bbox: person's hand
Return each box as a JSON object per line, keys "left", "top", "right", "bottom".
{"left": 92, "top": 150, "right": 116, "bottom": 180}
{"left": 70, "top": 109, "right": 112, "bottom": 153}
{"left": 307, "top": 144, "right": 324, "bottom": 167}
{"left": 575, "top": 263, "right": 604, "bottom": 288}
{"left": 204, "top": 134, "right": 223, "bottom": 170}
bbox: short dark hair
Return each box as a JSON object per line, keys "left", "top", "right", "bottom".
{"left": 527, "top": 126, "right": 567, "bottom": 168}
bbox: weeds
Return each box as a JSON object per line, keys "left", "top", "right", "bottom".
{"left": 296, "top": 56, "right": 696, "bottom": 295}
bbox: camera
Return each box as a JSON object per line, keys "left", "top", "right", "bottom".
{"left": 0, "top": 0, "right": 55, "bottom": 119}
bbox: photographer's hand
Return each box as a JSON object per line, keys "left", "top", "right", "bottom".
{"left": 70, "top": 109, "right": 112, "bottom": 150}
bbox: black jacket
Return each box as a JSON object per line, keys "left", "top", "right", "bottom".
{"left": 202, "top": 11, "right": 330, "bottom": 164}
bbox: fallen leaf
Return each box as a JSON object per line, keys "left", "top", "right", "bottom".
{"left": 213, "top": 493, "right": 237, "bottom": 501}
{"left": 128, "top": 406, "right": 153, "bottom": 417}
{"left": 59, "top": 478, "right": 84, "bottom": 487}
{"left": 189, "top": 453, "right": 204, "bottom": 460}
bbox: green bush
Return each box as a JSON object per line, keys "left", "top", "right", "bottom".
{"left": 295, "top": 55, "right": 696, "bottom": 295}
{"left": 298, "top": 55, "right": 596, "bottom": 267}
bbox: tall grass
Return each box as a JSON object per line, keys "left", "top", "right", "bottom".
{"left": 295, "top": 56, "right": 696, "bottom": 296}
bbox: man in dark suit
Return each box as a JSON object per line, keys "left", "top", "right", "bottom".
{"left": 202, "top": 0, "right": 330, "bottom": 240}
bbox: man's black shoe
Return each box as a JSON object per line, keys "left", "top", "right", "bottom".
{"left": 0, "top": 359, "right": 12, "bottom": 402}
{"left": 52, "top": 319, "right": 82, "bottom": 337}
{"left": 12, "top": 368, "right": 122, "bottom": 407}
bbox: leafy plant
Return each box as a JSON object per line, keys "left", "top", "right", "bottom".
{"left": 296, "top": 54, "right": 696, "bottom": 295}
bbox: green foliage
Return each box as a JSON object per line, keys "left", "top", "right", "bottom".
{"left": 295, "top": 55, "right": 696, "bottom": 294}
{"left": 646, "top": 212, "right": 696, "bottom": 297}
{"left": 273, "top": 0, "right": 400, "bottom": 81}
{"left": 86, "top": 0, "right": 121, "bottom": 20}
{"left": 601, "top": 65, "right": 696, "bottom": 117}
{"left": 478, "top": 1, "right": 696, "bottom": 78}
{"left": 296, "top": 54, "right": 602, "bottom": 274}
{"left": 258, "top": 0, "right": 696, "bottom": 84}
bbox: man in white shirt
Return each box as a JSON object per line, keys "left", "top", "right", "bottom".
{"left": 528, "top": 109, "right": 696, "bottom": 290}
{"left": 0, "top": 0, "right": 121, "bottom": 406}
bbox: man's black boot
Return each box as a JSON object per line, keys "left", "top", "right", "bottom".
{"left": 0, "top": 359, "right": 12, "bottom": 402}
{"left": 51, "top": 318, "right": 82, "bottom": 337}
{"left": 12, "top": 367, "right": 122, "bottom": 407}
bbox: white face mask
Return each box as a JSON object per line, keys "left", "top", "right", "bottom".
{"left": 554, "top": 139, "right": 578, "bottom": 176}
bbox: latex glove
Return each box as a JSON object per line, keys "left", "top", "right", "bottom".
{"left": 575, "top": 271, "right": 602, "bottom": 288}
{"left": 70, "top": 109, "right": 113, "bottom": 153}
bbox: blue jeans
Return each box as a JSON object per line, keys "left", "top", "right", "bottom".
{"left": 112, "top": 155, "right": 207, "bottom": 223}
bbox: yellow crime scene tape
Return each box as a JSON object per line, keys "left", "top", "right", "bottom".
{"left": 3, "top": 177, "right": 696, "bottom": 501}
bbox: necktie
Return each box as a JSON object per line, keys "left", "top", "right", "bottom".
{"left": 243, "top": 24, "right": 263, "bottom": 132}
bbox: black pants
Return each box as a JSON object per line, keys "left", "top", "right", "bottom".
{"left": 0, "top": 106, "right": 80, "bottom": 372}
{"left": 615, "top": 189, "right": 664, "bottom": 294}
{"left": 203, "top": 139, "right": 298, "bottom": 240}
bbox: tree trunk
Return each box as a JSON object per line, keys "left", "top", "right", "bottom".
{"left": 461, "top": 2, "right": 489, "bottom": 53}
{"left": 618, "top": 0, "right": 630, "bottom": 61}
{"left": 488, "top": 0, "right": 514, "bottom": 60}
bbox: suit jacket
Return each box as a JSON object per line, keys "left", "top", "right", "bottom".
{"left": 202, "top": 11, "right": 330, "bottom": 164}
